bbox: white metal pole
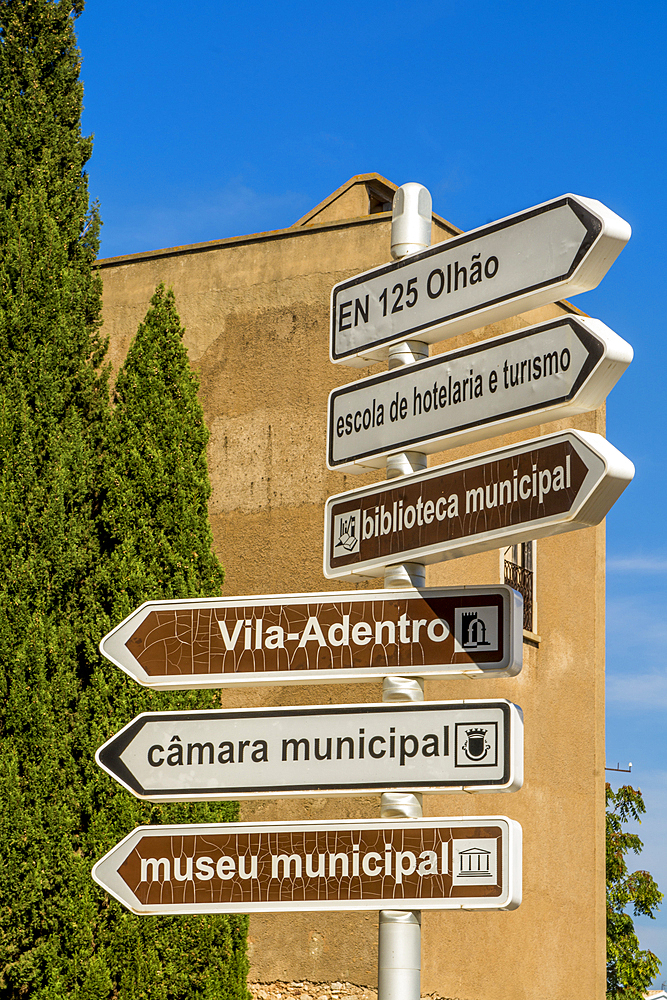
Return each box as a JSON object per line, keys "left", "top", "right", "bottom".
{"left": 378, "top": 182, "right": 432, "bottom": 1000}
{"left": 378, "top": 910, "right": 422, "bottom": 1000}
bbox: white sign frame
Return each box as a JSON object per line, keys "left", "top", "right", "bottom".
{"left": 323, "top": 429, "right": 634, "bottom": 580}
{"left": 100, "top": 586, "right": 523, "bottom": 688}
{"left": 96, "top": 700, "right": 523, "bottom": 801}
{"left": 327, "top": 316, "right": 632, "bottom": 472}
{"left": 92, "top": 816, "right": 522, "bottom": 914}
{"left": 330, "top": 193, "right": 630, "bottom": 366}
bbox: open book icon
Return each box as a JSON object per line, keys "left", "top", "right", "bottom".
{"left": 335, "top": 515, "right": 358, "bottom": 551}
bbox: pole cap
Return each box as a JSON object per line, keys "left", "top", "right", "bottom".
{"left": 391, "top": 183, "right": 432, "bottom": 259}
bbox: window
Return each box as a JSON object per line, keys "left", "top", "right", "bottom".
{"left": 504, "top": 542, "right": 535, "bottom": 632}
{"left": 367, "top": 186, "right": 393, "bottom": 214}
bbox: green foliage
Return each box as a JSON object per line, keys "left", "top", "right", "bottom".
{"left": 0, "top": 2, "right": 108, "bottom": 996}
{"left": 101, "top": 282, "right": 225, "bottom": 614}
{"left": 81, "top": 284, "right": 247, "bottom": 1000}
{"left": 0, "top": 1, "right": 248, "bottom": 996}
{"left": 606, "top": 783, "right": 663, "bottom": 999}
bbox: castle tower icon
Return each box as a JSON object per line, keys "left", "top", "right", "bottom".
{"left": 460, "top": 610, "right": 490, "bottom": 648}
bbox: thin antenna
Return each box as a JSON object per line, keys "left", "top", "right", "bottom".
{"left": 605, "top": 762, "right": 632, "bottom": 773}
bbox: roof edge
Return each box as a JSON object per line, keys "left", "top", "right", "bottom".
{"left": 292, "top": 173, "right": 397, "bottom": 227}
{"left": 292, "top": 172, "right": 461, "bottom": 237}
{"left": 95, "top": 211, "right": 394, "bottom": 269}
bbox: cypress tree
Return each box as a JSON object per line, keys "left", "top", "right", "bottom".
{"left": 82, "top": 284, "right": 248, "bottom": 1000}
{"left": 101, "top": 282, "right": 226, "bottom": 612}
{"left": 0, "top": 0, "right": 248, "bottom": 994}
{"left": 0, "top": 1, "right": 108, "bottom": 996}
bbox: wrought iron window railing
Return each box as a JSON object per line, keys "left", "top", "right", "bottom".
{"left": 504, "top": 560, "right": 533, "bottom": 632}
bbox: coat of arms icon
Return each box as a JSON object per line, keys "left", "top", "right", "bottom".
{"left": 462, "top": 727, "right": 491, "bottom": 762}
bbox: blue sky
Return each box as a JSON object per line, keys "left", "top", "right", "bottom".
{"left": 77, "top": 0, "right": 667, "bottom": 983}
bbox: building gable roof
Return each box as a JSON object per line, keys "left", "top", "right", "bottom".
{"left": 292, "top": 173, "right": 459, "bottom": 235}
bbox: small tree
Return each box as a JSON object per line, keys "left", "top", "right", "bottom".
{"left": 606, "top": 783, "right": 663, "bottom": 999}
{"left": 101, "top": 282, "right": 225, "bottom": 612}
{"left": 83, "top": 283, "right": 248, "bottom": 1000}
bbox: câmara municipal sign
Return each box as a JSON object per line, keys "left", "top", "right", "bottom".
{"left": 96, "top": 700, "right": 523, "bottom": 801}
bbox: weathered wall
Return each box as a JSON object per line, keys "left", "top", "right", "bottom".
{"left": 98, "top": 175, "right": 606, "bottom": 999}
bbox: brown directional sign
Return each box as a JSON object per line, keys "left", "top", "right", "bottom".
{"left": 99, "top": 585, "right": 523, "bottom": 689}
{"left": 324, "top": 429, "right": 634, "bottom": 580}
{"left": 92, "top": 817, "right": 522, "bottom": 914}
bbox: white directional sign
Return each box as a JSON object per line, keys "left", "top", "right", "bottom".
{"left": 92, "top": 816, "right": 522, "bottom": 913}
{"left": 96, "top": 700, "right": 523, "bottom": 801}
{"left": 100, "top": 586, "right": 523, "bottom": 688}
{"left": 327, "top": 316, "right": 632, "bottom": 473}
{"left": 330, "top": 193, "right": 630, "bottom": 366}
{"left": 324, "top": 429, "right": 634, "bottom": 580}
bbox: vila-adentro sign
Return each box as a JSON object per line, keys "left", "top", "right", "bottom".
{"left": 99, "top": 586, "right": 523, "bottom": 688}
{"left": 324, "top": 429, "right": 633, "bottom": 579}
{"left": 96, "top": 700, "right": 523, "bottom": 801}
{"left": 92, "top": 817, "right": 522, "bottom": 914}
{"left": 327, "top": 316, "right": 632, "bottom": 472}
{"left": 331, "top": 193, "right": 630, "bottom": 366}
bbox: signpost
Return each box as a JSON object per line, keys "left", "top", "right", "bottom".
{"left": 330, "top": 193, "right": 631, "bottom": 366}
{"left": 324, "top": 428, "right": 634, "bottom": 580}
{"left": 327, "top": 316, "right": 632, "bottom": 473}
{"left": 92, "top": 817, "right": 522, "bottom": 914}
{"left": 96, "top": 700, "right": 523, "bottom": 801}
{"left": 99, "top": 585, "right": 523, "bottom": 688}
{"left": 92, "top": 183, "right": 633, "bottom": 999}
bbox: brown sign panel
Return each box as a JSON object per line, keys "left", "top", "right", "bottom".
{"left": 324, "top": 429, "right": 634, "bottom": 580}
{"left": 92, "top": 818, "right": 522, "bottom": 913}
{"left": 99, "top": 586, "right": 523, "bottom": 689}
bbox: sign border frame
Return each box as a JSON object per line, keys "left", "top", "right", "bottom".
{"left": 323, "top": 429, "right": 634, "bottom": 580}
{"left": 96, "top": 699, "right": 523, "bottom": 801}
{"left": 99, "top": 585, "right": 524, "bottom": 689}
{"left": 326, "top": 316, "right": 632, "bottom": 472}
{"left": 92, "top": 816, "right": 523, "bottom": 914}
{"left": 330, "top": 193, "right": 630, "bottom": 366}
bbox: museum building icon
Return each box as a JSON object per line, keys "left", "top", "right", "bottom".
{"left": 457, "top": 847, "right": 492, "bottom": 877}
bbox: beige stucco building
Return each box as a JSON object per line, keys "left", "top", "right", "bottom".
{"left": 98, "top": 174, "right": 607, "bottom": 1000}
